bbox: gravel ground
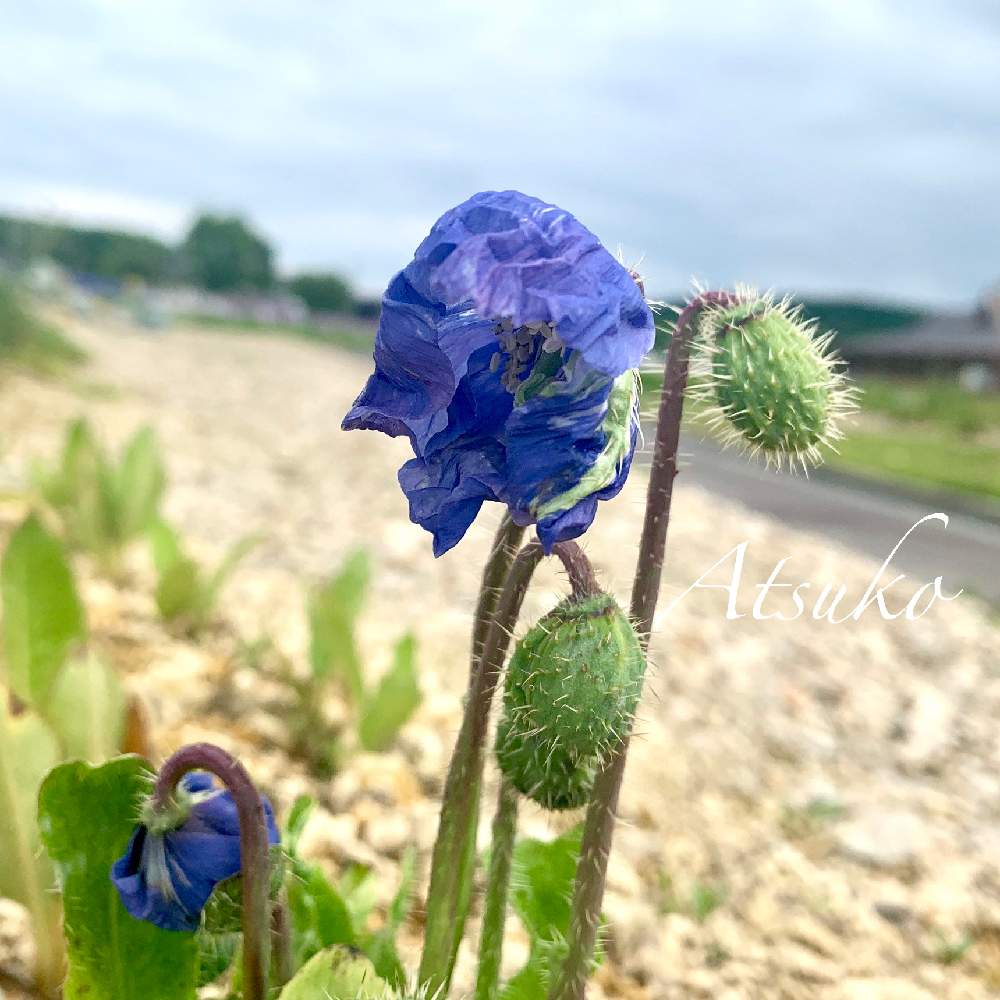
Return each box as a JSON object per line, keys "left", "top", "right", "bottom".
{"left": 2, "top": 307, "right": 1000, "bottom": 999}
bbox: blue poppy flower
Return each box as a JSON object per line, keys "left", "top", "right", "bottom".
{"left": 343, "top": 190, "right": 654, "bottom": 555}
{"left": 110, "top": 772, "right": 280, "bottom": 931}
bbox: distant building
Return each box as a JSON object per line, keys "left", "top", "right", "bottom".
{"left": 838, "top": 294, "right": 1000, "bottom": 388}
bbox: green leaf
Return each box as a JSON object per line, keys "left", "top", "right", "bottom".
{"left": 287, "top": 860, "right": 356, "bottom": 967}
{"left": 284, "top": 796, "right": 357, "bottom": 968}
{"left": 358, "top": 633, "right": 420, "bottom": 752}
{"left": 509, "top": 826, "right": 582, "bottom": 943}
{"left": 339, "top": 862, "right": 377, "bottom": 931}
{"left": 115, "top": 426, "right": 166, "bottom": 540}
{"left": 38, "top": 756, "right": 199, "bottom": 1000}
{"left": 196, "top": 931, "right": 239, "bottom": 988}
{"left": 363, "top": 846, "right": 416, "bottom": 988}
{"left": 47, "top": 653, "right": 126, "bottom": 762}
{"left": 284, "top": 794, "right": 315, "bottom": 856}
{"left": 204, "top": 533, "right": 260, "bottom": 606}
{"left": 499, "top": 944, "right": 556, "bottom": 1000}
{"left": 154, "top": 556, "right": 205, "bottom": 623}
{"left": 148, "top": 518, "right": 184, "bottom": 574}
{"left": 34, "top": 418, "right": 98, "bottom": 513}
{"left": 308, "top": 550, "right": 369, "bottom": 699}
{"left": 498, "top": 827, "right": 596, "bottom": 999}
{"left": 1, "top": 514, "right": 85, "bottom": 704}
{"left": 61, "top": 420, "right": 118, "bottom": 554}
{"left": 0, "top": 700, "right": 63, "bottom": 993}
{"left": 278, "top": 946, "right": 386, "bottom": 1000}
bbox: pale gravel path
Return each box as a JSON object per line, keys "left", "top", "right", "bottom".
{"left": 2, "top": 307, "right": 999, "bottom": 999}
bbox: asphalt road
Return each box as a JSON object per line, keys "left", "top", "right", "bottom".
{"left": 668, "top": 433, "right": 1000, "bottom": 605}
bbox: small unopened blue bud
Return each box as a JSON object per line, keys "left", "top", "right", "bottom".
{"left": 496, "top": 593, "right": 645, "bottom": 811}
{"left": 111, "top": 772, "right": 280, "bottom": 931}
{"left": 690, "top": 288, "right": 857, "bottom": 470}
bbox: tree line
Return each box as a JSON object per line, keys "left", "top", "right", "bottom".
{"left": 0, "top": 212, "right": 370, "bottom": 316}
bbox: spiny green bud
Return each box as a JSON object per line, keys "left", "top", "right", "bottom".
{"left": 495, "top": 593, "right": 645, "bottom": 811}
{"left": 690, "top": 287, "right": 857, "bottom": 470}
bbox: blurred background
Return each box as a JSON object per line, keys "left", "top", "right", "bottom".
{"left": 2, "top": 2, "right": 1000, "bottom": 999}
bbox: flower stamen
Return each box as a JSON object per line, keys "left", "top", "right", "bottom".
{"left": 492, "top": 319, "right": 564, "bottom": 394}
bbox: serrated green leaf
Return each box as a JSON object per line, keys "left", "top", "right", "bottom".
{"left": 308, "top": 550, "right": 369, "bottom": 699}
{"left": 0, "top": 700, "right": 63, "bottom": 994}
{"left": 358, "top": 633, "right": 421, "bottom": 752}
{"left": 498, "top": 944, "right": 555, "bottom": 1000}
{"left": 278, "top": 946, "right": 386, "bottom": 1000}
{"left": 1, "top": 514, "right": 85, "bottom": 705}
{"left": 38, "top": 756, "right": 199, "bottom": 1000}
{"left": 47, "top": 653, "right": 126, "bottom": 762}
{"left": 501, "top": 827, "right": 604, "bottom": 998}
{"left": 116, "top": 426, "right": 166, "bottom": 540}
{"left": 509, "top": 826, "right": 582, "bottom": 943}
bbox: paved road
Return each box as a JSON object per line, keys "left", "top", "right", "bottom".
{"left": 667, "top": 433, "right": 1000, "bottom": 604}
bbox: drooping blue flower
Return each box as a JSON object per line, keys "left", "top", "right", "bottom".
{"left": 343, "top": 190, "right": 654, "bottom": 556}
{"left": 110, "top": 771, "right": 280, "bottom": 931}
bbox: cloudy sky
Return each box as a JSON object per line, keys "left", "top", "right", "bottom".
{"left": 2, "top": 0, "right": 997, "bottom": 305}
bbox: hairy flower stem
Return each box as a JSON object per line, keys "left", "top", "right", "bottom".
{"left": 419, "top": 540, "right": 543, "bottom": 994}
{"left": 550, "top": 292, "right": 735, "bottom": 1000}
{"left": 470, "top": 515, "right": 527, "bottom": 680}
{"left": 153, "top": 743, "right": 272, "bottom": 1000}
{"left": 474, "top": 777, "right": 520, "bottom": 1000}
{"left": 420, "top": 537, "right": 596, "bottom": 995}
{"left": 553, "top": 539, "right": 602, "bottom": 601}
{"left": 272, "top": 895, "right": 295, "bottom": 988}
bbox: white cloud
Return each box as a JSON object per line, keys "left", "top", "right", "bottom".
{"left": 1, "top": 0, "right": 997, "bottom": 304}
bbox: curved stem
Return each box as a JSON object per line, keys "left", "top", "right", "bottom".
{"left": 474, "top": 777, "right": 519, "bottom": 1000}
{"left": 550, "top": 540, "right": 601, "bottom": 601}
{"left": 419, "top": 541, "right": 545, "bottom": 995}
{"left": 154, "top": 743, "right": 271, "bottom": 1000}
{"left": 550, "top": 291, "right": 735, "bottom": 1000}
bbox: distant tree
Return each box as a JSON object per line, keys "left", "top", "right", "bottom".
{"left": 181, "top": 214, "right": 274, "bottom": 291}
{"left": 288, "top": 272, "right": 354, "bottom": 313}
{"left": 0, "top": 215, "right": 173, "bottom": 283}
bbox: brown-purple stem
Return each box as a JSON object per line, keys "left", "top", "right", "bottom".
{"left": 550, "top": 291, "right": 736, "bottom": 1000}
{"left": 470, "top": 515, "right": 527, "bottom": 681}
{"left": 153, "top": 743, "right": 271, "bottom": 1000}
{"left": 419, "top": 537, "right": 600, "bottom": 995}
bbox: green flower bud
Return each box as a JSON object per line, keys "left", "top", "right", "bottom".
{"left": 495, "top": 593, "right": 645, "bottom": 811}
{"left": 690, "top": 288, "right": 857, "bottom": 469}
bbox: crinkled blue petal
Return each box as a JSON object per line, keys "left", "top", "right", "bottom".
{"left": 342, "top": 190, "right": 653, "bottom": 555}
{"left": 411, "top": 190, "right": 653, "bottom": 376}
